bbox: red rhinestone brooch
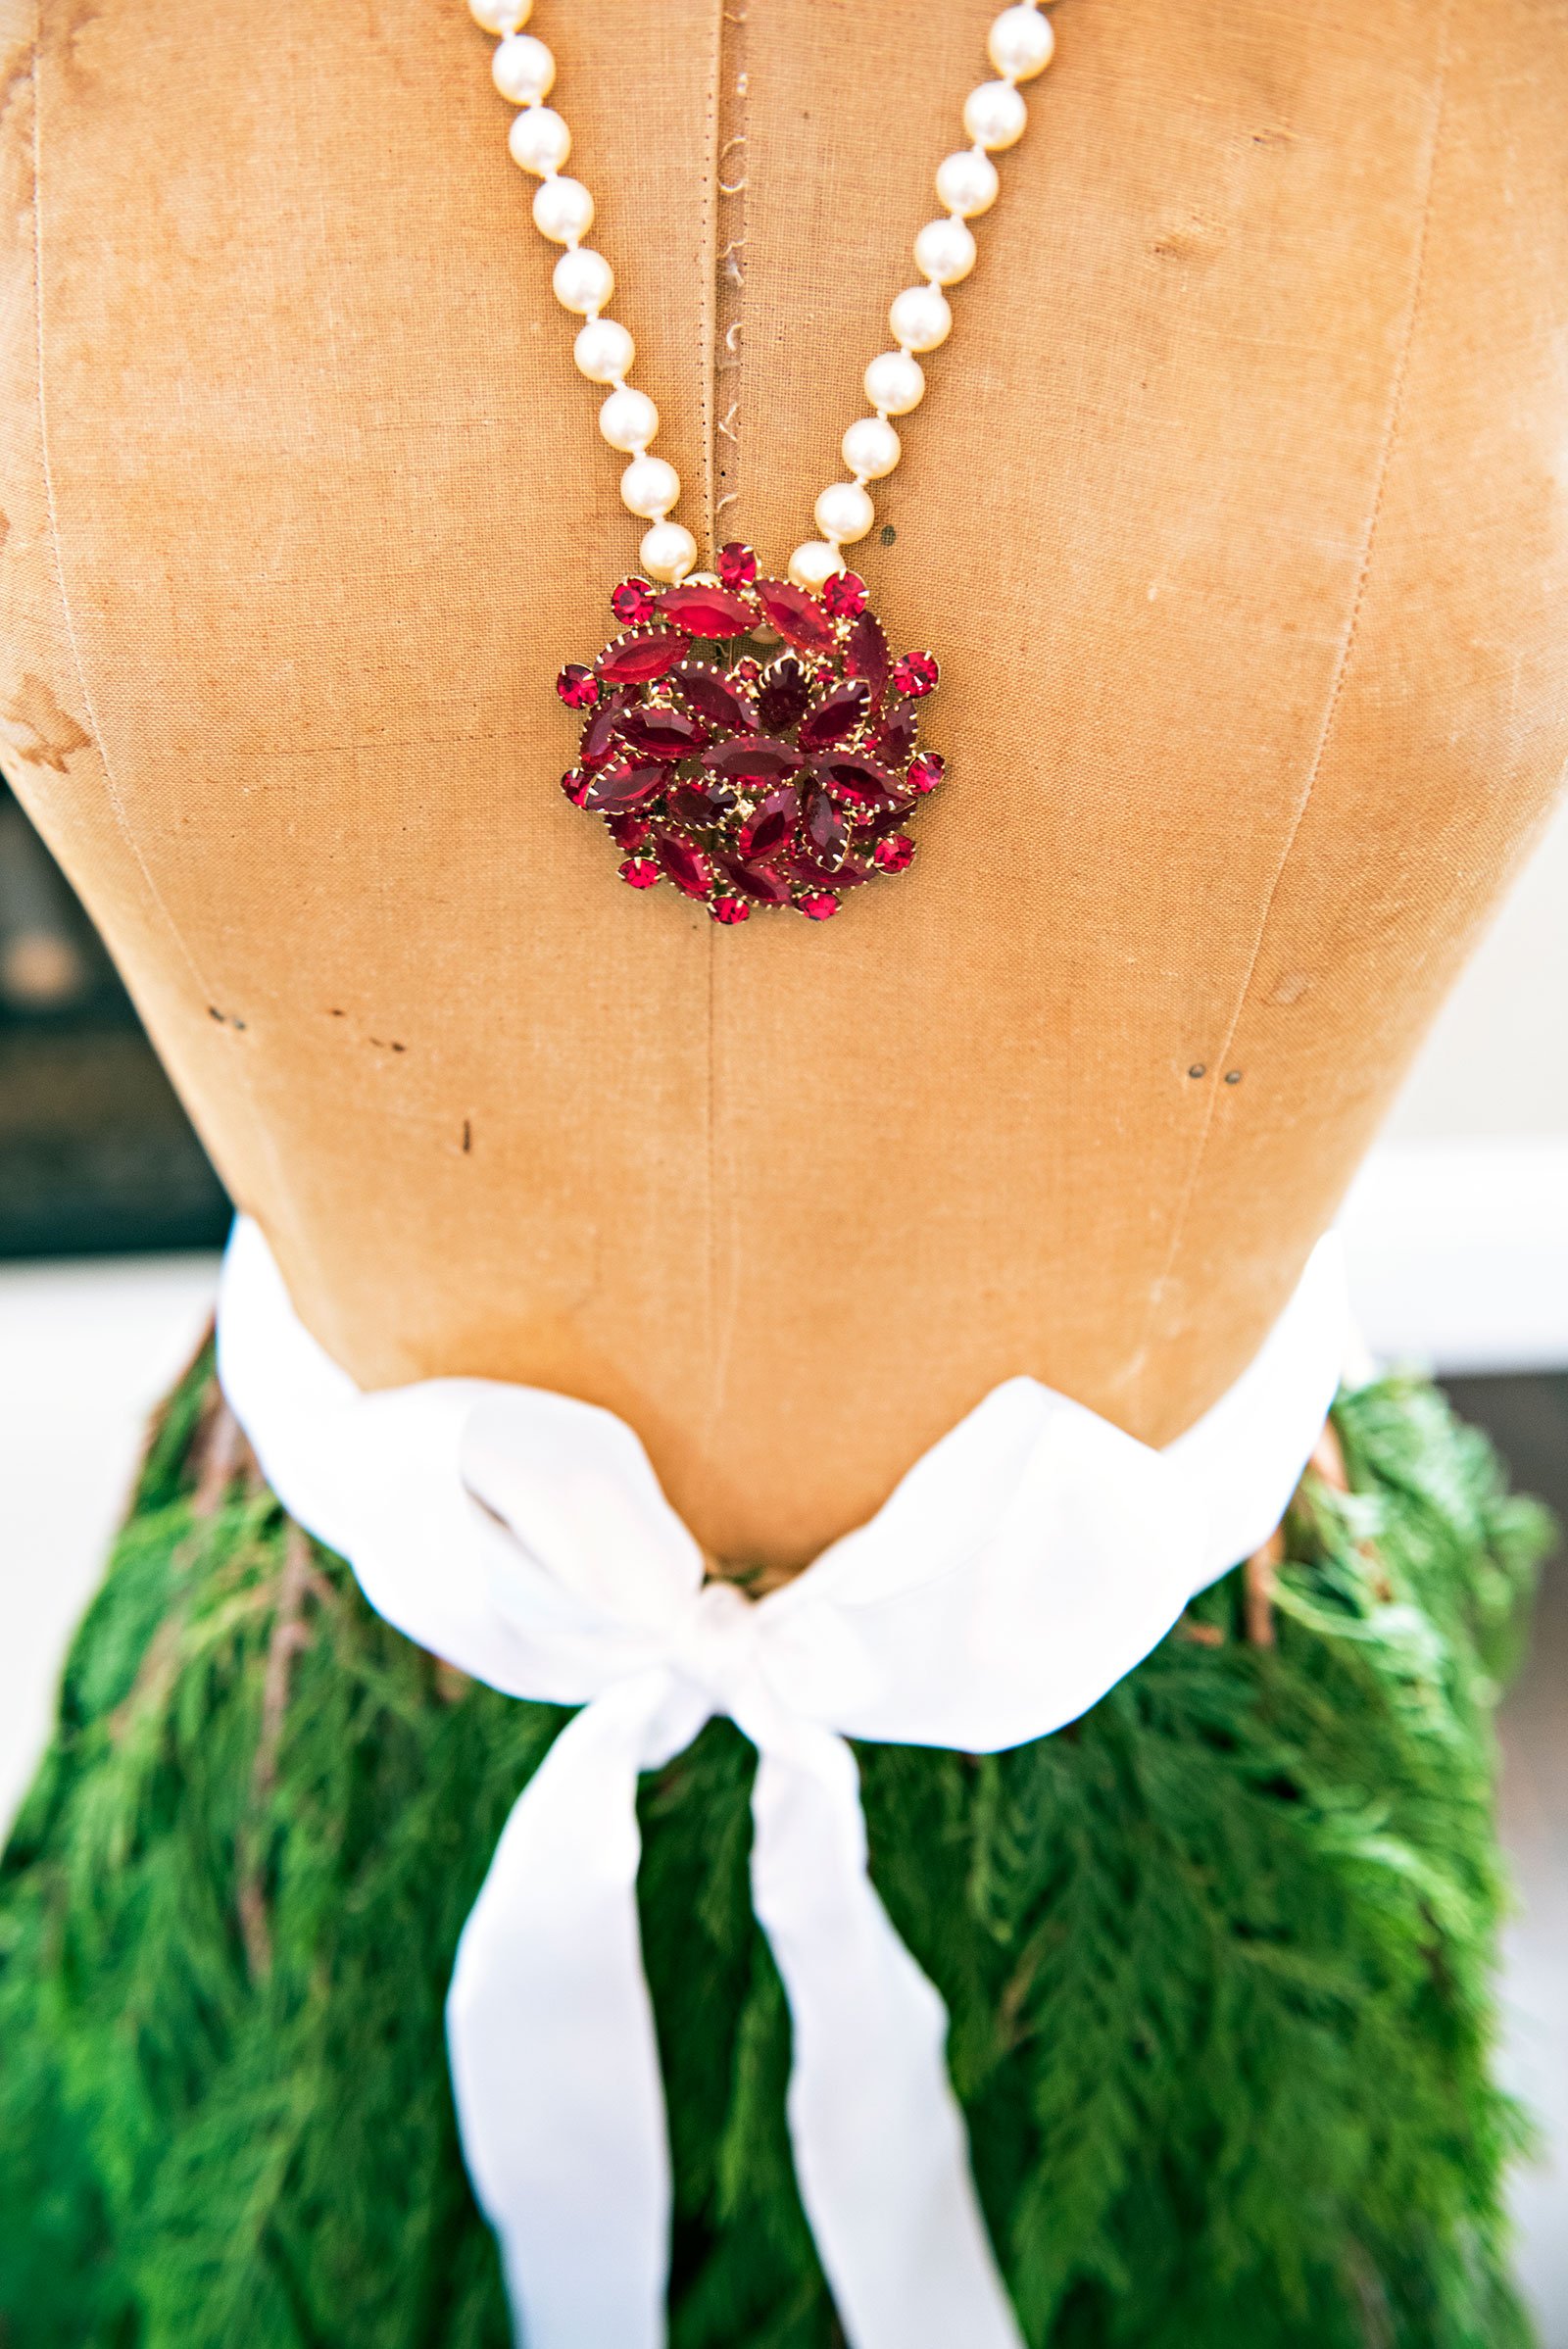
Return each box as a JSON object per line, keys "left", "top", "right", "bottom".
{"left": 556, "top": 543, "right": 945, "bottom": 924}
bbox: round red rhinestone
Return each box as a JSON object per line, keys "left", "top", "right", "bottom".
{"left": 821, "top": 571, "right": 867, "bottom": 619}
{"left": 710, "top": 895, "right": 752, "bottom": 925}
{"left": 619, "top": 856, "right": 662, "bottom": 889}
{"left": 873, "top": 832, "right": 915, "bottom": 873}
{"left": 610, "top": 577, "right": 657, "bottom": 626}
{"left": 608, "top": 812, "right": 652, "bottom": 850}
{"left": 729, "top": 657, "right": 762, "bottom": 686}
{"left": 796, "top": 891, "right": 840, "bottom": 920}
{"left": 556, "top": 662, "right": 600, "bottom": 710}
{"left": 907, "top": 751, "right": 945, "bottom": 794}
{"left": 891, "top": 651, "right": 939, "bottom": 699}
{"left": 561, "top": 768, "right": 591, "bottom": 807}
{"left": 717, "top": 541, "right": 759, "bottom": 590}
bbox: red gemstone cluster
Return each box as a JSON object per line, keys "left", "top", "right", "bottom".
{"left": 555, "top": 542, "right": 945, "bottom": 923}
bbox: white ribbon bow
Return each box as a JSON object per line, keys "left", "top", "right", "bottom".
{"left": 218, "top": 1218, "right": 1347, "bottom": 2349}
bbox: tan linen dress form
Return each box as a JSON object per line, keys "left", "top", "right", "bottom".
{"left": 2, "top": 0, "right": 1566, "bottom": 1573}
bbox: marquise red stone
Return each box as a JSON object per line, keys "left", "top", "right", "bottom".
{"left": 796, "top": 890, "right": 841, "bottom": 920}
{"left": 790, "top": 852, "right": 868, "bottom": 889}
{"left": 583, "top": 760, "right": 666, "bottom": 813}
{"left": 710, "top": 896, "right": 752, "bottom": 925}
{"left": 873, "top": 706, "right": 917, "bottom": 763}
{"left": 736, "top": 789, "right": 799, "bottom": 863}
{"left": 657, "top": 832, "right": 714, "bottom": 899}
{"left": 703, "top": 737, "right": 806, "bottom": 785}
{"left": 556, "top": 662, "right": 600, "bottom": 710}
{"left": 614, "top": 708, "right": 709, "bottom": 760}
{"left": 578, "top": 694, "right": 628, "bottom": 769}
{"left": 754, "top": 579, "right": 836, "bottom": 655}
{"left": 718, "top": 856, "right": 793, "bottom": 906}
{"left": 797, "top": 680, "right": 870, "bottom": 753}
{"left": 657, "top": 582, "right": 758, "bottom": 638}
{"left": 619, "top": 856, "right": 662, "bottom": 889}
{"left": 907, "top": 750, "right": 945, "bottom": 794}
{"left": 596, "top": 630, "right": 683, "bottom": 686}
{"left": 891, "top": 650, "right": 939, "bottom": 698}
{"left": 804, "top": 787, "right": 849, "bottom": 867}
{"left": 670, "top": 663, "right": 759, "bottom": 735}
{"left": 843, "top": 610, "right": 889, "bottom": 702}
{"left": 717, "top": 541, "right": 759, "bottom": 590}
{"left": 755, "top": 658, "right": 813, "bottom": 733}
{"left": 666, "top": 781, "right": 736, "bottom": 828}
{"left": 821, "top": 571, "right": 868, "bottom": 619}
{"left": 610, "top": 577, "right": 657, "bottom": 626}
{"left": 873, "top": 832, "right": 915, "bottom": 873}
{"left": 814, "top": 751, "right": 906, "bottom": 811}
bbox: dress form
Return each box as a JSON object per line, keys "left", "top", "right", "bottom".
{"left": 2, "top": 0, "right": 1565, "bottom": 1571}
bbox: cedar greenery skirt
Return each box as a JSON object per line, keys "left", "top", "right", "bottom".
{"left": 0, "top": 1350, "right": 1552, "bottom": 2349}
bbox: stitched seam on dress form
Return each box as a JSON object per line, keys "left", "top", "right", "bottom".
{"left": 711, "top": 3, "right": 749, "bottom": 542}
{"left": 705, "top": 3, "right": 750, "bottom": 1443}
{"left": 1127, "top": 0, "right": 1454, "bottom": 1403}
{"left": 27, "top": 4, "right": 292, "bottom": 1229}
{"left": 702, "top": 0, "right": 722, "bottom": 1417}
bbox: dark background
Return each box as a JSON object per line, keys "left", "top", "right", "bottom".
{"left": 0, "top": 779, "right": 230, "bottom": 1257}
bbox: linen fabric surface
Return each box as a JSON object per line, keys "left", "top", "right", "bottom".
{"left": 218, "top": 1214, "right": 1347, "bottom": 2349}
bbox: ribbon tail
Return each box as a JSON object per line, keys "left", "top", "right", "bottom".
{"left": 447, "top": 1670, "right": 707, "bottom": 2349}
{"left": 749, "top": 1730, "right": 1025, "bottom": 2349}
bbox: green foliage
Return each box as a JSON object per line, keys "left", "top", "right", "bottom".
{"left": 0, "top": 1364, "right": 1552, "bottom": 2348}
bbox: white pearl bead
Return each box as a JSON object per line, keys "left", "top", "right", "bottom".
{"left": 469, "top": 0, "right": 531, "bottom": 30}
{"left": 788, "top": 540, "right": 847, "bottom": 591}
{"left": 935, "top": 147, "right": 1000, "bottom": 218}
{"left": 552, "top": 247, "right": 613, "bottom": 315}
{"left": 863, "top": 349, "right": 926, "bottom": 415}
{"left": 573, "top": 317, "right": 634, "bottom": 382}
{"left": 987, "top": 4, "right": 1055, "bottom": 81}
{"left": 842, "top": 416, "right": 901, "bottom": 479}
{"left": 641, "top": 520, "right": 698, "bottom": 583}
{"left": 531, "top": 174, "right": 594, "bottom": 245}
{"left": 814, "top": 481, "right": 875, "bottom": 545}
{"left": 508, "top": 106, "right": 570, "bottom": 175}
{"left": 962, "top": 78, "right": 1028, "bottom": 150}
{"left": 598, "top": 385, "right": 658, "bottom": 452}
{"left": 620, "top": 454, "right": 680, "bottom": 519}
{"left": 913, "top": 216, "right": 977, "bottom": 286}
{"left": 492, "top": 32, "right": 555, "bottom": 104}
{"left": 888, "top": 283, "right": 953, "bottom": 353}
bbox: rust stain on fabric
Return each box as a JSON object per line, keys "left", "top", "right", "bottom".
{"left": 2, "top": 673, "right": 92, "bottom": 773}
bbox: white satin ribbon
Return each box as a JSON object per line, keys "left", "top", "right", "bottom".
{"left": 217, "top": 1218, "right": 1348, "bottom": 2349}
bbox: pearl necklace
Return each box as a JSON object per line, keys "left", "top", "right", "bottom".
{"left": 467, "top": 0, "right": 1056, "bottom": 922}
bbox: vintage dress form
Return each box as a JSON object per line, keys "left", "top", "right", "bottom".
{"left": 3, "top": 0, "right": 1568, "bottom": 1575}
